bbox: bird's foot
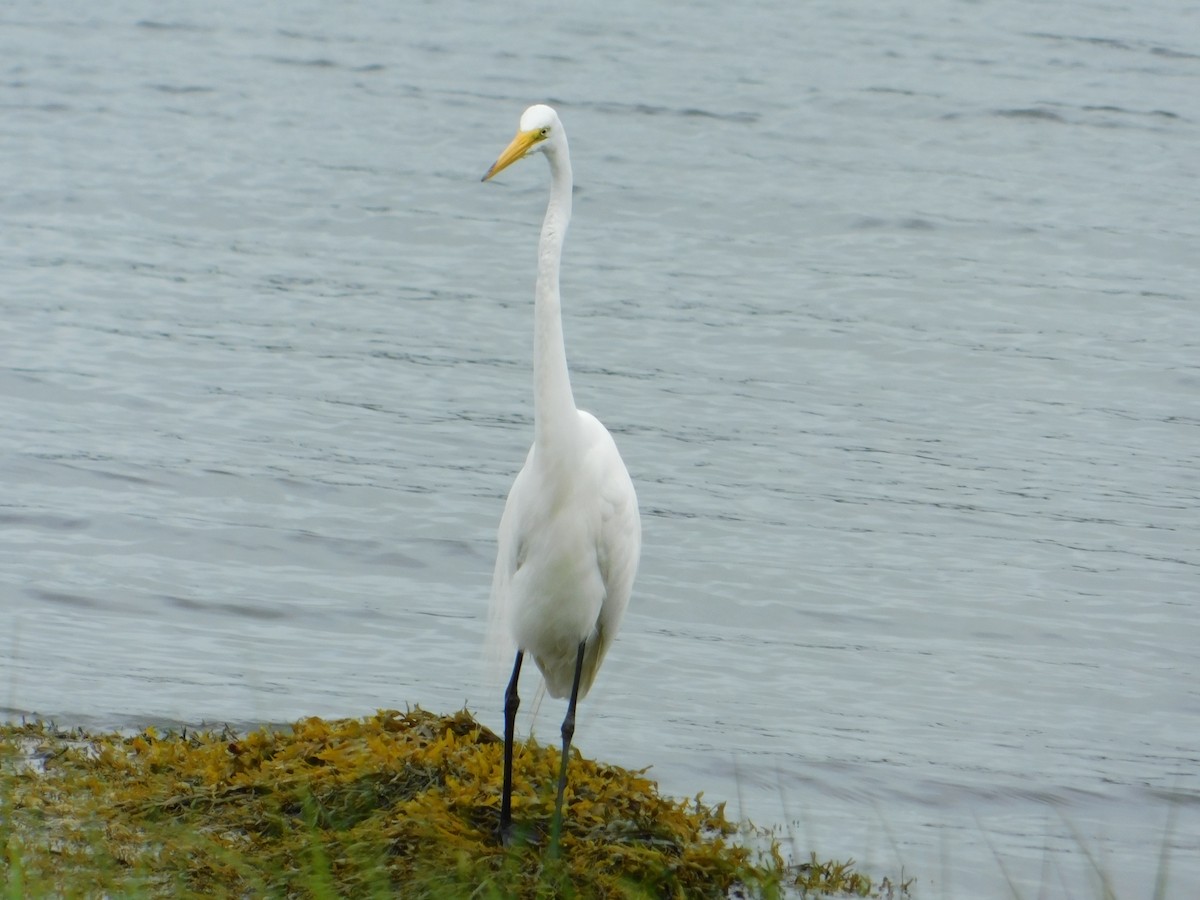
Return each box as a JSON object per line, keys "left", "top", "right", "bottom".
{"left": 498, "top": 817, "right": 524, "bottom": 848}
{"left": 498, "top": 821, "right": 515, "bottom": 847}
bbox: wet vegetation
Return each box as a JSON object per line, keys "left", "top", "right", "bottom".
{"left": 1, "top": 708, "right": 895, "bottom": 898}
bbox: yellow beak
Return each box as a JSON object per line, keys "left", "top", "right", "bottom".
{"left": 481, "top": 129, "right": 544, "bottom": 182}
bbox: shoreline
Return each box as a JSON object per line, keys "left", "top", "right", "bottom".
{"left": 1, "top": 708, "right": 891, "bottom": 898}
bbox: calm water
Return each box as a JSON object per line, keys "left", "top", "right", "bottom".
{"left": 3, "top": 1, "right": 1198, "bottom": 895}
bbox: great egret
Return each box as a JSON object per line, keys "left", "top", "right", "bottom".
{"left": 481, "top": 105, "right": 641, "bottom": 853}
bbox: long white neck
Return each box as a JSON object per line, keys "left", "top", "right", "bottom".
{"left": 533, "top": 138, "right": 578, "bottom": 448}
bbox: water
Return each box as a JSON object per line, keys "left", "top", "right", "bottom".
{"left": 3, "top": 1, "right": 1198, "bottom": 895}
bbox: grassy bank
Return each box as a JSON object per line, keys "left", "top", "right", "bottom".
{"left": 1, "top": 708, "right": 893, "bottom": 898}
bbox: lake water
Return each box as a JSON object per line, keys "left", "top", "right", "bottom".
{"left": 2, "top": 1, "right": 1198, "bottom": 896}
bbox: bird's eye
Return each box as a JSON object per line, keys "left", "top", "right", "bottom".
{"left": 540, "top": 128, "right": 549, "bottom": 137}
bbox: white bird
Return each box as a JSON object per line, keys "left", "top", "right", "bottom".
{"left": 481, "top": 104, "right": 641, "bottom": 853}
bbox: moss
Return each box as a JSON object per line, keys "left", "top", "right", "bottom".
{"left": 1, "top": 709, "right": 895, "bottom": 898}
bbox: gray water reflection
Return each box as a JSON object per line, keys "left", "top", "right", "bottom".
{"left": 3, "top": 1, "right": 1198, "bottom": 896}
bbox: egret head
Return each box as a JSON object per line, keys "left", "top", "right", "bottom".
{"left": 481, "top": 104, "right": 563, "bottom": 182}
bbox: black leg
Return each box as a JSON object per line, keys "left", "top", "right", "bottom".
{"left": 549, "top": 639, "right": 587, "bottom": 858}
{"left": 499, "top": 650, "right": 523, "bottom": 842}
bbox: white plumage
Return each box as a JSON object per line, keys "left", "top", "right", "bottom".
{"left": 492, "top": 408, "right": 640, "bottom": 699}
{"left": 481, "top": 104, "right": 641, "bottom": 850}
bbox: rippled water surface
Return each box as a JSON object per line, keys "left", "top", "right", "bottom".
{"left": 3, "top": 1, "right": 1198, "bottom": 895}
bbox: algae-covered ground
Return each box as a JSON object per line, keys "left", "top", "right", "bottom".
{"left": 1, "top": 709, "right": 899, "bottom": 898}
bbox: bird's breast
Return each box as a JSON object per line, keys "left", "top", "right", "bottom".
{"left": 510, "top": 507, "right": 606, "bottom": 663}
